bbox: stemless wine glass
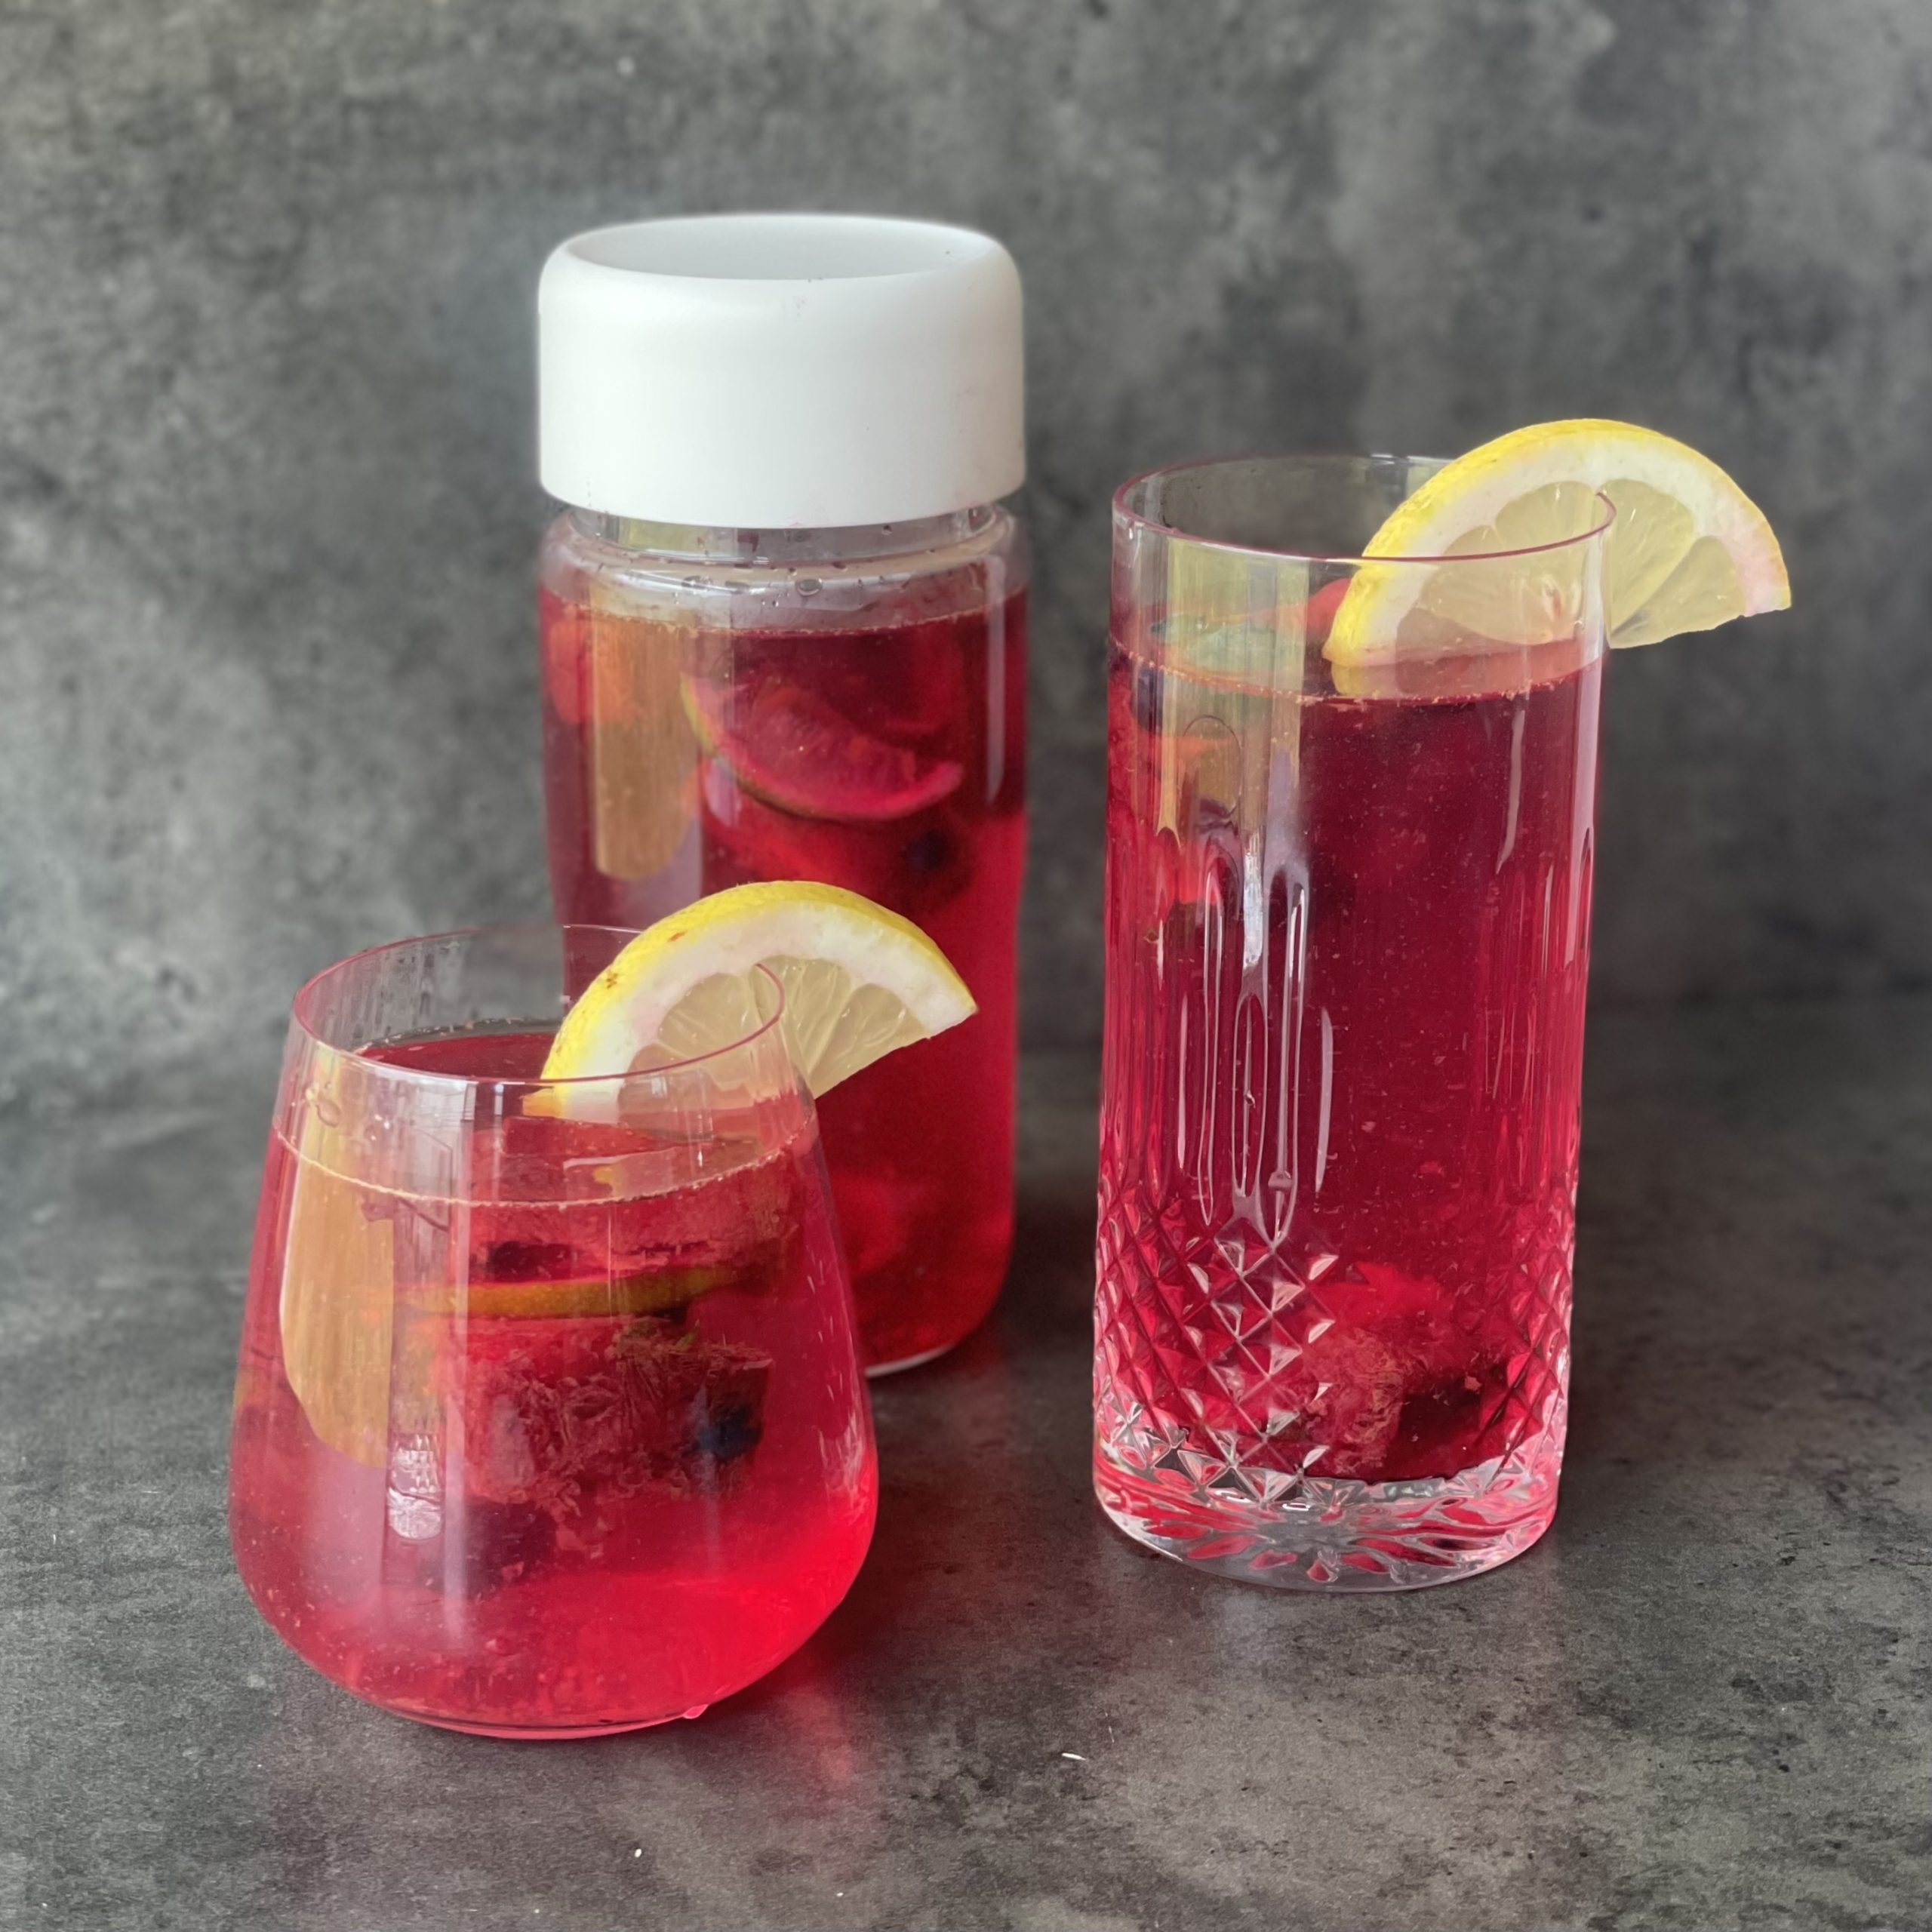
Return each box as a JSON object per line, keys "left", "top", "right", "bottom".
{"left": 1096, "top": 455, "right": 1610, "bottom": 1589}
{"left": 229, "top": 924, "right": 876, "bottom": 1736}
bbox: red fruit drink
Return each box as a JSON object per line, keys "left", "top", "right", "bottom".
{"left": 1096, "top": 614, "right": 1601, "bottom": 1586}
{"left": 229, "top": 1028, "right": 875, "bottom": 1736}
{"left": 540, "top": 577, "right": 1026, "bottom": 1372}
{"left": 534, "top": 217, "right": 1029, "bottom": 1373}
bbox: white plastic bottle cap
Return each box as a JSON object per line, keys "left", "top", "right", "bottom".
{"left": 539, "top": 214, "right": 1025, "bottom": 529}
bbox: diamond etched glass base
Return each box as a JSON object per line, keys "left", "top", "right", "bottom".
{"left": 1094, "top": 1419, "right": 1564, "bottom": 1592}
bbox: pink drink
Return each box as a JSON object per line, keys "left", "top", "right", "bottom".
{"left": 1095, "top": 455, "right": 1607, "bottom": 1587}
{"left": 534, "top": 216, "right": 1029, "bottom": 1374}
{"left": 540, "top": 579, "right": 1026, "bottom": 1372}
{"left": 230, "top": 1022, "right": 875, "bottom": 1736}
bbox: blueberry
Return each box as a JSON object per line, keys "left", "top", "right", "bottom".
{"left": 901, "top": 826, "right": 956, "bottom": 876}
{"left": 693, "top": 1401, "right": 761, "bottom": 1465}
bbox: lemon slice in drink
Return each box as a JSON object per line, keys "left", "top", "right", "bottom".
{"left": 1326, "top": 419, "right": 1790, "bottom": 668}
{"left": 541, "top": 881, "right": 976, "bottom": 1098}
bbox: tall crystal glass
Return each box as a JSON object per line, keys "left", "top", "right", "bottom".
{"left": 229, "top": 924, "right": 875, "bottom": 1733}
{"left": 1095, "top": 456, "right": 1611, "bottom": 1589}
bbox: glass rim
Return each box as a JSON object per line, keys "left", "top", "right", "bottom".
{"left": 289, "top": 921, "right": 789, "bottom": 1091}
{"left": 1112, "top": 451, "right": 1617, "bottom": 567}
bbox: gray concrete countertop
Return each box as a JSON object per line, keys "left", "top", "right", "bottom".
{"left": 2, "top": 1003, "right": 1927, "bottom": 1931}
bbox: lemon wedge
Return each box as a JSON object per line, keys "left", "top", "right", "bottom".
{"left": 275, "top": 1048, "right": 446, "bottom": 1468}
{"left": 1327, "top": 419, "right": 1790, "bottom": 667}
{"left": 541, "top": 881, "right": 976, "bottom": 1099}
{"left": 276, "top": 1095, "right": 397, "bottom": 1469}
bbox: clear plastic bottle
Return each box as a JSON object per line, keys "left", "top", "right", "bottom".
{"left": 536, "top": 215, "right": 1028, "bottom": 1373}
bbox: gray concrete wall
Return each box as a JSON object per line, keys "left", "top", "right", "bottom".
{"left": 4, "top": 0, "right": 1928, "bottom": 1100}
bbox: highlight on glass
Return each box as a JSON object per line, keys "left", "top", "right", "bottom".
{"left": 1094, "top": 454, "right": 1611, "bottom": 1590}
{"left": 229, "top": 924, "right": 876, "bottom": 1735}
